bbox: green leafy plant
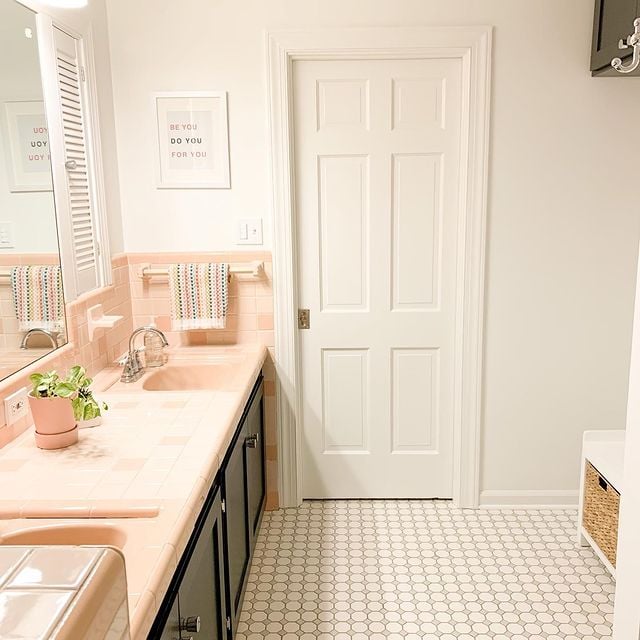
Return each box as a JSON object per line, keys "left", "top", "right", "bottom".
{"left": 29, "top": 370, "right": 77, "bottom": 399}
{"left": 29, "top": 366, "right": 108, "bottom": 422}
{"left": 68, "top": 365, "right": 108, "bottom": 422}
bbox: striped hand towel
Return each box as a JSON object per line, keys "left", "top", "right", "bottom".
{"left": 168, "top": 263, "right": 229, "bottom": 331}
{"left": 11, "top": 265, "right": 65, "bottom": 333}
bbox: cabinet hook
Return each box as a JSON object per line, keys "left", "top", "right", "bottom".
{"left": 611, "top": 18, "right": 640, "bottom": 74}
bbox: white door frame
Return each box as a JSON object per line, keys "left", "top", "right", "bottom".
{"left": 267, "top": 27, "right": 492, "bottom": 508}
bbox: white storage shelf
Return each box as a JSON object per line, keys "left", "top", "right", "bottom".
{"left": 578, "top": 430, "right": 625, "bottom": 577}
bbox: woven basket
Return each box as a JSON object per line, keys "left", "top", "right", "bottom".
{"left": 582, "top": 461, "right": 620, "bottom": 567}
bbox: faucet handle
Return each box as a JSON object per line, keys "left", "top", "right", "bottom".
{"left": 119, "top": 350, "right": 144, "bottom": 383}
{"left": 116, "top": 347, "right": 145, "bottom": 364}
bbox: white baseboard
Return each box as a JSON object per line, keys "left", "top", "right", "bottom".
{"left": 479, "top": 489, "right": 579, "bottom": 509}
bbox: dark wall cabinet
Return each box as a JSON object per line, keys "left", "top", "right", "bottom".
{"left": 591, "top": 0, "right": 640, "bottom": 75}
{"left": 149, "top": 375, "right": 265, "bottom": 640}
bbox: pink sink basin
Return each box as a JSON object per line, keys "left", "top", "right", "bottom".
{"left": 142, "top": 363, "right": 242, "bottom": 391}
{"left": 0, "top": 524, "right": 127, "bottom": 549}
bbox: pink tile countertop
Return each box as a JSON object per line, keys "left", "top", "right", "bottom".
{"left": 0, "top": 343, "right": 267, "bottom": 639}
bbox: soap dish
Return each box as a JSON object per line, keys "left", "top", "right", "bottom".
{"left": 87, "top": 304, "right": 123, "bottom": 341}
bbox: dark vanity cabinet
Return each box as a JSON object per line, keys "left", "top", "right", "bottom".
{"left": 591, "top": 0, "right": 640, "bottom": 74}
{"left": 178, "top": 489, "right": 229, "bottom": 640}
{"left": 149, "top": 375, "right": 265, "bottom": 640}
{"left": 153, "top": 488, "right": 228, "bottom": 640}
{"left": 157, "top": 597, "right": 180, "bottom": 640}
{"left": 243, "top": 384, "right": 265, "bottom": 550}
{"left": 224, "top": 379, "right": 265, "bottom": 631}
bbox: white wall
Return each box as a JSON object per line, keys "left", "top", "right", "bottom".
{"left": 0, "top": 0, "right": 57, "bottom": 254}
{"left": 105, "top": 0, "right": 640, "bottom": 500}
{"left": 613, "top": 241, "right": 640, "bottom": 638}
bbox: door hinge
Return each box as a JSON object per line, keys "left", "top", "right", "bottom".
{"left": 221, "top": 499, "right": 226, "bottom": 513}
{"left": 298, "top": 308, "right": 310, "bottom": 330}
{"left": 226, "top": 616, "right": 231, "bottom": 631}
{"left": 80, "top": 66, "right": 86, "bottom": 82}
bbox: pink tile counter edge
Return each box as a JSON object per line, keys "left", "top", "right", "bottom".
{"left": 0, "top": 343, "right": 268, "bottom": 640}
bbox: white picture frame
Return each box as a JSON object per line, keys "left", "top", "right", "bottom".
{"left": 3, "top": 101, "right": 52, "bottom": 192}
{"left": 153, "top": 91, "right": 230, "bottom": 189}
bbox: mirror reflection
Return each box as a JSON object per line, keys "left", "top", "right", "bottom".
{"left": 0, "top": 0, "right": 67, "bottom": 381}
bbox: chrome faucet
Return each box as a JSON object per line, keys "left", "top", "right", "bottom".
{"left": 20, "top": 328, "right": 58, "bottom": 350}
{"left": 120, "top": 326, "right": 169, "bottom": 383}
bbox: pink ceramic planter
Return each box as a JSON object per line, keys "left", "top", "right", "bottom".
{"left": 28, "top": 395, "right": 78, "bottom": 449}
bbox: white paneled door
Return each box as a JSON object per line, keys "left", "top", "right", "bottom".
{"left": 294, "top": 58, "right": 463, "bottom": 498}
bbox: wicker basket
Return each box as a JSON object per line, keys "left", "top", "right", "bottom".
{"left": 582, "top": 461, "right": 620, "bottom": 567}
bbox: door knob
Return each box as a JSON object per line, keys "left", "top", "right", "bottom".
{"left": 180, "top": 615, "right": 201, "bottom": 633}
{"left": 64, "top": 159, "right": 77, "bottom": 170}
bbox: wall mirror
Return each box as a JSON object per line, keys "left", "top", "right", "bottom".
{"left": 0, "top": 0, "right": 68, "bottom": 382}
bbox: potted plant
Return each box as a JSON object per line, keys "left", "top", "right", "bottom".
{"left": 68, "top": 365, "right": 108, "bottom": 428}
{"left": 28, "top": 369, "right": 78, "bottom": 448}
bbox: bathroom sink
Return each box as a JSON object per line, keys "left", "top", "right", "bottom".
{"left": 142, "top": 363, "right": 241, "bottom": 391}
{"left": 0, "top": 524, "right": 127, "bottom": 549}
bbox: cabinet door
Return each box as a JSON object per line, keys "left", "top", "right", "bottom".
{"left": 223, "top": 428, "right": 250, "bottom": 629}
{"left": 592, "top": 0, "right": 640, "bottom": 72}
{"left": 155, "top": 597, "right": 181, "bottom": 640}
{"left": 244, "top": 380, "right": 265, "bottom": 548}
{"left": 178, "top": 489, "right": 229, "bottom": 640}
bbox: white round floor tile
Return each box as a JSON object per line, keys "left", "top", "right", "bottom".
{"left": 238, "top": 501, "right": 614, "bottom": 639}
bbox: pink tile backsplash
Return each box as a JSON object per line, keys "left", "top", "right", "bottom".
{"left": 0, "top": 251, "right": 278, "bottom": 509}
{"left": 125, "top": 252, "right": 274, "bottom": 351}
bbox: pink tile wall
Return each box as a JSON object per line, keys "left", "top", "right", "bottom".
{"left": 0, "top": 252, "right": 278, "bottom": 509}
{"left": 125, "top": 252, "right": 277, "bottom": 509}
{"left": 0, "top": 255, "right": 134, "bottom": 449}
{"left": 125, "top": 252, "right": 274, "bottom": 349}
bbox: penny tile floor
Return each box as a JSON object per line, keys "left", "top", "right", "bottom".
{"left": 237, "top": 500, "right": 614, "bottom": 640}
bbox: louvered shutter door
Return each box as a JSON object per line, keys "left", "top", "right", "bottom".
{"left": 53, "top": 27, "right": 98, "bottom": 295}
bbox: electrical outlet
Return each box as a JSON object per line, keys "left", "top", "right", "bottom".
{"left": 4, "top": 387, "right": 28, "bottom": 426}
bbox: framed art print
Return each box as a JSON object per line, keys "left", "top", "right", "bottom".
{"left": 3, "top": 101, "right": 52, "bottom": 192}
{"left": 154, "top": 91, "right": 230, "bottom": 189}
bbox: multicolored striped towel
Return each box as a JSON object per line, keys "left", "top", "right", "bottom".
{"left": 168, "top": 263, "right": 229, "bottom": 331}
{"left": 11, "top": 265, "right": 65, "bottom": 333}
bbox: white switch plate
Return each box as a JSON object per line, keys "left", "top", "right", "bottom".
{"left": 0, "top": 222, "right": 14, "bottom": 248}
{"left": 4, "top": 387, "right": 28, "bottom": 426}
{"left": 237, "top": 219, "right": 263, "bottom": 245}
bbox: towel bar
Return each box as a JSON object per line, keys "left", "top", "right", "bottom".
{"left": 138, "top": 261, "right": 264, "bottom": 280}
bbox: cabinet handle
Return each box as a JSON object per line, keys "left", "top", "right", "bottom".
{"left": 245, "top": 433, "right": 259, "bottom": 448}
{"left": 180, "top": 615, "right": 201, "bottom": 633}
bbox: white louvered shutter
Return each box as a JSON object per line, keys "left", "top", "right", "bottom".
{"left": 52, "top": 27, "right": 98, "bottom": 295}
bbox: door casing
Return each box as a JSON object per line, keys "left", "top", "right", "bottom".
{"left": 266, "top": 27, "right": 493, "bottom": 508}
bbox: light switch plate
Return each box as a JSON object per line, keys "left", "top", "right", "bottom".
{"left": 4, "top": 387, "right": 28, "bottom": 426}
{"left": 0, "top": 222, "right": 14, "bottom": 248}
{"left": 237, "top": 219, "right": 263, "bottom": 245}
